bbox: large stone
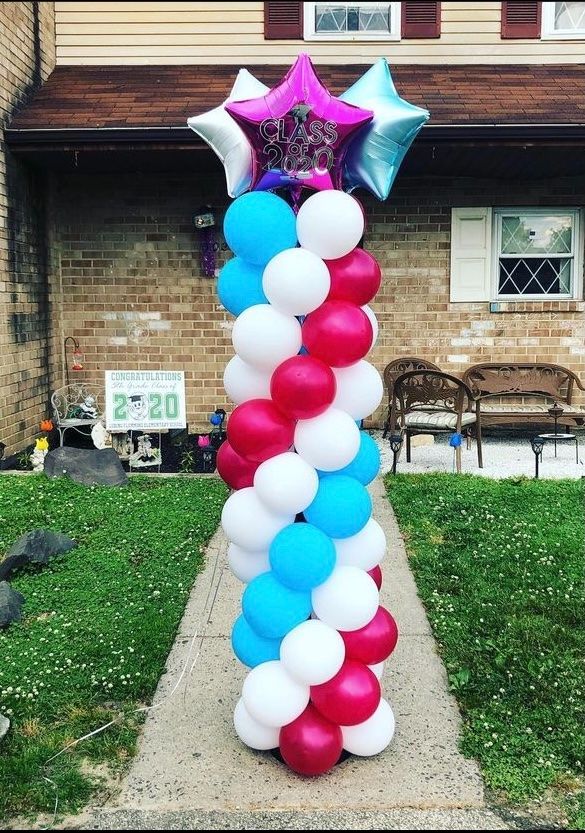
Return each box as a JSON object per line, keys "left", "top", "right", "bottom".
{"left": 0, "top": 529, "right": 77, "bottom": 580}
{"left": 0, "top": 582, "right": 24, "bottom": 627}
{"left": 0, "top": 714, "right": 9, "bottom": 742}
{"left": 44, "top": 447, "right": 128, "bottom": 486}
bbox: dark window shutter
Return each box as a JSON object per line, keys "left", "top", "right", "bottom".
{"left": 501, "top": 1, "right": 541, "bottom": 38}
{"left": 264, "top": 2, "right": 303, "bottom": 39}
{"left": 401, "top": 1, "right": 441, "bottom": 38}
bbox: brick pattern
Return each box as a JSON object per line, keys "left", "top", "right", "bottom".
{"left": 0, "top": 2, "right": 55, "bottom": 454}
{"left": 52, "top": 171, "right": 585, "bottom": 434}
{"left": 9, "top": 63, "right": 585, "bottom": 131}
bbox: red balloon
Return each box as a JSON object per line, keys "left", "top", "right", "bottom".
{"left": 302, "top": 301, "right": 373, "bottom": 368}
{"left": 367, "top": 564, "right": 383, "bottom": 590}
{"left": 325, "top": 248, "right": 382, "bottom": 306}
{"left": 270, "top": 355, "right": 336, "bottom": 420}
{"left": 339, "top": 606, "right": 399, "bottom": 666}
{"left": 216, "top": 440, "right": 259, "bottom": 490}
{"left": 227, "top": 398, "right": 296, "bottom": 463}
{"left": 279, "top": 703, "right": 343, "bottom": 777}
{"left": 310, "top": 659, "right": 380, "bottom": 726}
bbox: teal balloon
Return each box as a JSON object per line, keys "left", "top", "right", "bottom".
{"left": 320, "top": 431, "right": 380, "bottom": 485}
{"left": 269, "top": 523, "right": 336, "bottom": 592}
{"left": 231, "top": 613, "right": 281, "bottom": 668}
{"left": 223, "top": 191, "right": 298, "bottom": 266}
{"left": 304, "top": 475, "right": 372, "bottom": 539}
{"left": 217, "top": 257, "right": 267, "bottom": 316}
{"left": 340, "top": 58, "right": 429, "bottom": 200}
{"left": 242, "top": 571, "right": 312, "bottom": 639}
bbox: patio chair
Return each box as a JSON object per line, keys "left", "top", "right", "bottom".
{"left": 389, "top": 369, "right": 483, "bottom": 473}
{"left": 50, "top": 382, "right": 104, "bottom": 447}
{"left": 382, "top": 357, "right": 440, "bottom": 437}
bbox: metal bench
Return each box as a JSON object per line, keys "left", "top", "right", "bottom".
{"left": 462, "top": 363, "right": 585, "bottom": 431}
{"left": 50, "top": 383, "right": 104, "bottom": 447}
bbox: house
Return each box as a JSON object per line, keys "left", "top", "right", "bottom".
{"left": 2, "top": 1, "right": 585, "bottom": 456}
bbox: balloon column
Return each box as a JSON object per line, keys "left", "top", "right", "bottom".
{"left": 189, "top": 54, "right": 428, "bottom": 776}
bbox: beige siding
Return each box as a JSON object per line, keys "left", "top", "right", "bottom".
{"left": 55, "top": 1, "right": 585, "bottom": 65}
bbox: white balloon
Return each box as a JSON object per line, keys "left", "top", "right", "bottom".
{"left": 312, "top": 565, "right": 379, "bottom": 631}
{"left": 333, "top": 518, "right": 387, "bottom": 571}
{"left": 242, "top": 660, "right": 310, "bottom": 728}
{"left": 233, "top": 697, "right": 279, "bottom": 750}
{"left": 232, "top": 304, "right": 302, "bottom": 372}
{"left": 332, "top": 361, "right": 384, "bottom": 420}
{"left": 368, "top": 661, "right": 385, "bottom": 680}
{"left": 280, "top": 619, "right": 345, "bottom": 685}
{"left": 227, "top": 542, "right": 270, "bottom": 583}
{"left": 254, "top": 452, "right": 319, "bottom": 516}
{"left": 187, "top": 69, "right": 269, "bottom": 199}
{"left": 362, "top": 305, "right": 379, "bottom": 350}
{"left": 221, "top": 487, "right": 294, "bottom": 552}
{"left": 294, "top": 407, "right": 360, "bottom": 472}
{"left": 223, "top": 356, "right": 271, "bottom": 405}
{"left": 296, "top": 191, "right": 365, "bottom": 260}
{"left": 262, "top": 247, "right": 331, "bottom": 316}
{"left": 341, "top": 698, "right": 395, "bottom": 756}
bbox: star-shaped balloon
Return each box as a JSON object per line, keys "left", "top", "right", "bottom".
{"left": 187, "top": 68, "right": 269, "bottom": 198}
{"left": 339, "top": 58, "right": 430, "bottom": 201}
{"left": 225, "top": 53, "right": 373, "bottom": 193}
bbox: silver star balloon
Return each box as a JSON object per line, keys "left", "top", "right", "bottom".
{"left": 187, "top": 68, "right": 269, "bottom": 198}
{"left": 340, "top": 58, "right": 429, "bottom": 201}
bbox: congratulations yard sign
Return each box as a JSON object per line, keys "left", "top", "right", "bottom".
{"left": 105, "top": 370, "right": 186, "bottom": 432}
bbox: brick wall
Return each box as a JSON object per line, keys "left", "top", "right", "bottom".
{"left": 51, "top": 170, "right": 585, "bottom": 433}
{"left": 0, "top": 2, "right": 55, "bottom": 455}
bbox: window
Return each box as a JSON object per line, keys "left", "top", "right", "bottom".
{"left": 495, "top": 209, "right": 581, "bottom": 299}
{"left": 450, "top": 207, "right": 583, "bottom": 303}
{"left": 303, "top": 2, "right": 401, "bottom": 40}
{"left": 542, "top": 1, "right": 585, "bottom": 37}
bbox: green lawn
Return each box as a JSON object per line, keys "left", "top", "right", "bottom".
{"left": 0, "top": 473, "right": 228, "bottom": 824}
{"left": 385, "top": 473, "right": 585, "bottom": 829}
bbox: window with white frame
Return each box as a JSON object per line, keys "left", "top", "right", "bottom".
{"left": 303, "top": 2, "right": 401, "bottom": 40}
{"left": 542, "top": 1, "right": 585, "bottom": 37}
{"left": 495, "top": 209, "right": 581, "bottom": 299}
{"left": 449, "top": 207, "right": 583, "bottom": 303}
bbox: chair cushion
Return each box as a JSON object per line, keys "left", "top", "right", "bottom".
{"left": 405, "top": 410, "right": 477, "bottom": 430}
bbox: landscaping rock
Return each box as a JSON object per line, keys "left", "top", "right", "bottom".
{"left": 0, "top": 529, "right": 77, "bottom": 581}
{"left": 0, "top": 714, "right": 9, "bottom": 742}
{"left": 44, "top": 447, "right": 128, "bottom": 486}
{"left": 0, "top": 582, "right": 24, "bottom": 627}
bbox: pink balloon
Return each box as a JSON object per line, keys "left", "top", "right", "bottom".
{"left": 325, "top": 248, "right": 382, "bottom": 306}
{"left": 367, "top": 564, "right": 383, "bottom": 590}
{"left": 302, "top": 301, "right": 373, "bottom": 368}
{"left": 270, "top": 355, "right": 337, "bottom": 420}
{"left": 227, "top": 398, "right": 296, "bottom": 463}
{"left": 310, "top": 659, "right": 381, "bottom": 726}
{"left": 279, "top": 703, "right": 343, "bottom": 777}
{"left": 225, "top": 53, "right": 373, "bottom": 194}
{"left": 216, "top": 440, "right": 259, "bottom": 490}
{"left": 339, "top": 606, "right": 399, "bottom": 666}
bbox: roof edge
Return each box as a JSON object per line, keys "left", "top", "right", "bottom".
{"left": 7, "top": 124, "right": 585, "bottom": 148}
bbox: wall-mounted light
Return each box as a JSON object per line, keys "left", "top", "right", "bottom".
{"left": 194, "top": 204, "right": 218, "bottom": 278}
{"left": 64, "top": 337, "right": 84, "bottom": 385}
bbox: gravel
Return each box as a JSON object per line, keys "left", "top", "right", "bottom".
{"left": 372, "top": 429, "right": 585, "bottom": 480}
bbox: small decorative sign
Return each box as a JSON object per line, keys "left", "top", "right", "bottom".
{"left": 105, "top": 370, "right": 186, "bottom": 432}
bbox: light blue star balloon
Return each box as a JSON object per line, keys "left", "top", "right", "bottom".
{"left": 340, "top": 58, "right": 430, "bottom": 201}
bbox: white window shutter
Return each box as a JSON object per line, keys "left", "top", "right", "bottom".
{"left": 450, "top": 207, "right": 492, "bottom": 302}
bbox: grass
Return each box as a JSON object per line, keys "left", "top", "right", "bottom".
{"left": 384, "top": 472, "right": 585, "bottom": 829}
{"left": 0, "top": 473, "right": 228, "bottom": 824}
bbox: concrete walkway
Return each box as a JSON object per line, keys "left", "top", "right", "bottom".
{"left": 86, "top": 477, "right": 515, "bottom": 830}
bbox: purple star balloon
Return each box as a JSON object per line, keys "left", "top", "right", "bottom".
{"left": 225, "top": 53, "right": 373, "bottom": 194}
